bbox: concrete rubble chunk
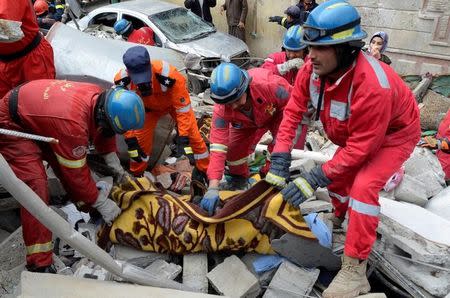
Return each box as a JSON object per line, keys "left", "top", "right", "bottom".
{"left": 300, "top": 200, "right": 333, "bottom": 214}
{"left": 206, "top": 255, "right": 259, "bottom": 298}
{"left": 53, "top": 254, "right": 73, "bottom": 276}
{"left": 74, "top": 260, "right": 111, "bottom": 281}
{"left": 145, "top": 259, "right": 182, "bottom": 280}
{"left": 315, "top": 187, "right": 331, "bottom": 202}
{"left": 112, "top": 244, "right": 169, "bottom": 268}
{"left": 426, "top": 187, "right": 450, "bottom": 222}
{"left": 0, "top": 227, "right": 25, "bottom": 271}
{"left": 271, "top": 233, "right": 341, "bottom": 271}
{"left": 404, "top": 147, "right": 445, "bottom": 182}
{"left": 240, "top": 253, "right": 277, "bottom": 288}
{"left": 263, "top": 260, "right": 319, "bottom": 298}
{"left": 19, "top": 271, "right": 216, "bottom": 298}
{"left": 415, "top": 170, "right": 445, "bottom": 198}
{"left": 290, "top": 159, "right": 316, "bottom": 173}
{"left": 183, "top": 253, "right": 208, "bottom": 293}
{"left": 394, "top": 174, "right": 428, "bottom": 206}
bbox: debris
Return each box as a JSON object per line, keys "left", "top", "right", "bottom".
{"left": 303, "top": 213, "right": 332, "bottom": 248}
{"left": 0, "top": 227, "right": 25, "bottom": 296}
{"left": 111, "top": 245, "right": 169, "bottom": 268}
{"left": 240, "top": 253, "right": 277, "bottom": 287}
{"left": 183, "top": 253, "right": 208, "bottom": 293}
{"left": 74, "top": 262, "right": 111, "bottom": 281}
{"left": 415, "top": 170, "right": 445, "bottom": 198}
{"left": 53, "top": 254, "right": 73, "bottom": 276}
{"left": 404, "top": 147, "right": 445, "bottom": 182}
{"left": 145, "top": 259, "right": 182, "bottom": 280}
{"left": 252, "top": 255, "right": 283, "bottom": 274}
{"left": 420, "top": 90, "right": 450, "bottom": 130}
{"left": 425, "top": 187, "right": 450, "bottom": 221}
{"left": 206, "top": 255, "right": 259, "bottom": 297}
{"left": 271, "top": 233, "right": 341, "bottom": 271}
{"left": 300, "top": 200, "right": 333, "bottom": 214}
{"left": 393, "top": 174, "right": 428, "bottom": 206}
{"left": 263, "top": 260, "right": 319, "bottom": 298}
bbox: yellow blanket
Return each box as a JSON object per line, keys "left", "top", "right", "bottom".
{"left": 99, "top": 178, "right": 315, "bottom": 254}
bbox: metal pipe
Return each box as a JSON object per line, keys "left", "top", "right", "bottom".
{"left": 0, "top": 154, "right": 192, "bottom": 291}
{"left": 0, "top": 128, "right": 59, "bottom": 144}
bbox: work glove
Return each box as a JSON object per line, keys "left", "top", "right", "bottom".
{"left": 268, "top": 16, "right": 282, "bottom": 23}
{"left": 125, "top": 137, "right": 149, "bottom": 163}
{"left": 277, "top": 58, "right": 304, "bottom": 75}
{"left": 102, "top": 152, "right": 132, "bottom": 184}
{"left": 265, "top": 152, "right": 291, "bottom": 188}
{"left": 93, "top": 181, "right": 121, "bottom": 225}
{"left": 222, "top": 174, "right": 249, "bottom": 191}
{"left": 419, "top": 136, "right": 450, "bottom": 153}
{"left": 200, "top": 187, "right": 220, "bottom": 216}
{"left": 281, "top": 166, "right": 331, "bottom": 207}
{"left": 177, "top": 136, "right": 195, "bottom": 165}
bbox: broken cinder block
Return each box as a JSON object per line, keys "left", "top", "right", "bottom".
{"left": 394, "top": 174, "right": 428, "bottom": 206}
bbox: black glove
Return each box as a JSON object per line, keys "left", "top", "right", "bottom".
{"left": 177, "top": 136, "right": 195, "bottom": 165}
{"left": 268, "top": 16, "right": 282, "bottom": 23}
{"left": 125, "top": 137, "right": 149, "bottom": 163}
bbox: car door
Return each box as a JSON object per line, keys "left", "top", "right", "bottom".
{"left": 121, "top": 13, "right": 166, "bottom": 47}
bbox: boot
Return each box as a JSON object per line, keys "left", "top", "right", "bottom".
{"left": 323, "top": 213, "right": 344, "bottom": 229}
{"left": 322, "top": 255, "right": 370, "bottom": 298}
{"left": 27, "top": 264, "right": 57, "bottom": 274}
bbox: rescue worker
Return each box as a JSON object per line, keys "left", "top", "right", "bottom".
{"left": 34, "top": 0, "right": 56, "bottom": 30}
{"left": 114, "top": 46, "right": 209, "bottom": 176}
{"left": 262, "top": 25, "right": 308, "bottom": 85}
{"left": 264, "top": 1, "right": 420, "bottom": 297}
{"left": 113, "top": 19, "right": 155, "bottom": 46}
{"left": 0, "top": 0, "right": 55, "bottom": 98}
{"left": 0, "top": 79, "right": 145, "bottom": 273}
{"left": 200, "top": 63, "right": 292, "bottom": 216}
{"left": 268, "top": 5, "right": 303, "bottom": 29}
{"left": 297, "top": 0, "right": 318, "bottom": 23}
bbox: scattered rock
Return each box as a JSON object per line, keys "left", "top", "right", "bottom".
{"left": 394, "top": 175, "right": 428, "bottom": 206}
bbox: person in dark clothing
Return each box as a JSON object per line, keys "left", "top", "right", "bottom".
{"left": 221, "top": 0, "right": 248, "bottom": 42}
{"left": 296, "top": 0, "right": 318, "bottom": 23}
{"left": 268, "top": 5, "right": 302, "bottom": 29}
{"left": 184, "top": 0, "right": 217, "bottom": 24}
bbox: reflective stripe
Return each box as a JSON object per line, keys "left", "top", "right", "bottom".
{"left": 128, "top": 150, "right": 139, "bottom": 158}
{"left": 26, "top": 241, "right": 53, "bottom": 255}
{"left": 194, "top": 151, "right": 209, "bottom": 159}
{"left": 362, "top": 52, "right": 390, "bottom": 89}
{"left": 293, "top": 177, "right": 314, "bottom": 198}
{"left": 160, "top": 61, "right": 170, "bottom": 92}
{"left": 176, "top": 104, "right": 191, "bottom": 113}
{"left": 329, "top": 191, "right": 349, "bottom": 203}
{"left": 330, "top": 100, "right": 349, "bottom": 121}
{"left": 184, "top": 147, "right": 193, "bottom": 154}
{"left": 349, "top": 197, "right": 380, "bottom": 217}
{"left": 55, "top": 153, "right": 86, "bottom": 169}
{"left": 309, "top": 73, "right": 324, "bottom": 110}
{"left": 227, "top": 156, "right": 249, "bottom": 166}
{"left": 210, "top": 143, "right": 228, "bottom": 153}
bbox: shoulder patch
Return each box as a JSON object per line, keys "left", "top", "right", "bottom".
{"left": 156, "top": 73, "right": 176, "bottom": 88}
{"left": 275, "top": 85, "right": 289, "bottom": 100}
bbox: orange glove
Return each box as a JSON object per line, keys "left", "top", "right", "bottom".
{"left": 420, "top": 136, "right": 450, "bottom": 153}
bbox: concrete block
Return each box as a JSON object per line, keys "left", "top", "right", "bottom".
{"left": 183, "top": 253, "right": 208, "bottom": 293}
{"left": 416, "top": 170, "right": 445, "bottom": 198}
{"left": 0, "top": 227, "right": 25, "bottom": 271}
{"left": 426, "top": 187, "right": 450, "bottom": 221}
{"left": 263, "top": 260, "right": 319, "bottom": 298}
{"left": 315, "top": 187, "right": 331, "bottom": 202}
{"left": 146, "top": 259, "right": 182, "bottom": 280}
{"left": 394, "top": 175, "right": 428, "bottom": 206}
{"left": 112, "top": 244, "right": 169, "bottom": 268}
{"left": 404, "top": 148, "right": 445, "bottom": 181}
{"left": 290, "top": 159, "right": 316, "bottom": 173}
{"left": 300, "top": 200, "right": 333, "bottom": 215}
{"left": 240, "top": 253, "right": 277, "bottom": 287}
{"left": 19, "top": 271, "right": 216, "bottom": 298}
{"left": 271, "top": 233, "right": 341, "bottom": 271}
{"left": 207, "top": 255, "right": 259, "bottom": 298}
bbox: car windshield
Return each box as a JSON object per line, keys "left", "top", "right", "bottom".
{"left": 149, "top": 8, "right": 216, "bottom": 43}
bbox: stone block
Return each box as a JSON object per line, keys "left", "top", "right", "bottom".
{"left": 0, "top": 227, "right": 25, "bottom": 271}
{"left": 206, "top": 255, "right": 259, "bottom": 298}
{"left": 416, "top": 170, "right": 445, "bottom": 198}
{"left": 404, "top": 148, "right": 445, "bottom": 182}
{"left": 271, "top": 233, "right": 341, "bottom": 271}
{"left": 146, "top": 259, "right": 182, "bottom": 280}
{"left": 183, "top": 253, "right": 208, "bottom": 293}
{"left": 112, "top": 244, "right": 169, "bottom": 268}
{"left": 240, "top": 253, "right": 277, "bottom": 287}
{"left": 290, "top": 159, "right": 316, "bottom": 173}
{"left": 263, "top": 261, "right": 319, "bottom": 298}
{"left": 394, "top": 175, "right": 428, "bottom": 206}
{"left": 426, "top": 187, "right": 450, "bottom": 221}
{"left": 300, "top": 200, "right": 333, "bottom": 214}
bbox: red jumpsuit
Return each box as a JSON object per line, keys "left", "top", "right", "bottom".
{"left": 437, "top": 110, "right": 450, "bottom": 179}
{"left": 208, "top": 68, "right": 292, "bottom": 181}
{"left": 262, "top": 51, "right": 309, "bottom": 149}
{"left": 0, "top": 0, "right": 55, "bottom": 98}
{"left": 0, "top": 80, "right": 116, "bottom": 268}
{"left": 274, "top": 52, "right": 421, "bottom": 259}
{"left": 128, "top": 27, "right": 156, "bottom": 46}
{"left": 114, "top": 60, "right": 209, "bottom": 175}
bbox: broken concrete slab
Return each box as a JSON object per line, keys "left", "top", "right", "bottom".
{"left": 404, "top": 147, "right": 446, "bottom": 182}
{"left": 394, "top": 174, "right": 428, "bottom": 206}
{"left": 0, "top": 227, "right": 25, "bottom": 271}
{"left": 271, "top": 233, "right": 341, "bottom": 271}
{"left": 300, "top": 200, "right": 333, "bottom": 214}
{"left": 18, "top": 271, "right": 216, "bottom": 298}
{"left": 379, "top": 198, "right": 450, "bottom": 264}
{"left": 263, "top": 260, "right": 319, "bottom": 298}
{"left": 146, "top": 259, "right": 182, "bottom": 280}
{"left": 112, "top": 245, "right": 169, "bottom": 268}
{"left": 183, "top": 253, "right": 208, "bottom": 293}
{"left": 207, "top": 255, "right": 259, "bottom": 298}
{"left": 416, "top": 170, "right": 445, "bottom": 198}
{"left": 426, "top": 187, "right": 450, "bottom": 222}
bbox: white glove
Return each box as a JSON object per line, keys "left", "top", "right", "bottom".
{"left": 102, "top": 152, "right": 131, "bottom": 184}
{"left": 93, "top": 181, "right": 120, "bottom": 225}
{"left": 277, "top": 58, "right": 303, "bottom": 75}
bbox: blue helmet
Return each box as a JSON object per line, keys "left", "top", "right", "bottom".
{"left": 210, "top": 63, "right": 250, "bottom": 104}
{"left": 114, "top": 19, "right": 132, "bottom": 35}
{"left": 283, "top": 25, "right": 307, "bottom": 51}
{"left": 105, "top": 87, "right": 145, "bottom": 134}
{"left": 301, "top": 0, "right": 367, "bottom": 46}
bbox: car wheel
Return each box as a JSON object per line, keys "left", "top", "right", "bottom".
{"left": 188, "top": 75, "right": 205, "bottom": 95}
